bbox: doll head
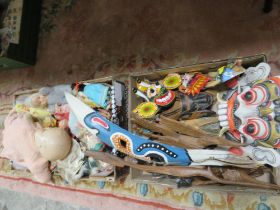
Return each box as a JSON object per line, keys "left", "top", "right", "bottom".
{"left": 54, "top": 104, "right": 70, "bottom": 120}
{"left": 71, "top": 83, "right": 86, "bottom": 95}
{"left": 27, "top": 93, "right": 48, "bottom": 108}
{"left": 34, "top": 128, "right": 72, "bottom": 161}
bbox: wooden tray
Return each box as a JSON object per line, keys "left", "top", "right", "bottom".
{"left": 127, "top": 54, "right": 280, "bottom": 191}
{"left": 0, "top": 74, "right": 129, "bottom": 183}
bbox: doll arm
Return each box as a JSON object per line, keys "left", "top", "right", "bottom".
{"left": 4, "top": 110, "right": 20, "bottom": 125}
{"left": 28, "top": 157, "right": 51, "bottom": 183}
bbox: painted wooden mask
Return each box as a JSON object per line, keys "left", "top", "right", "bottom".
{"left": 219, "top": 75, "right": 280, "bottom": 148}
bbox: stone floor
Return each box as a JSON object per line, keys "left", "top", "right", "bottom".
{"left": 0, "top": 188, "right": 92, "bottom": 210}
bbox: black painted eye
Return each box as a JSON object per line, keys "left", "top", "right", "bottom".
{"left": 120, "top": 139, "right": 127, "bottom": 148}
{"left": 150, "top": 89, "right": 155, "bottom": 93}
{"left": 246, "top": 123, "right": 255, "bottom": 134}
{"left": 244, "top": 91, "right": 253, "bottom": 101}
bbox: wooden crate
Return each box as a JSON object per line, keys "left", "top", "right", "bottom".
{"left": 5, "top": 75, "right": 129, "bottom": 183}
{"left": 127, "top": 54, "right": 280, "bottom": 191}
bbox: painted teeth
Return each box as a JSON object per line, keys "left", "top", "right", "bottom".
{"left": 217, "top": 101, "right": 229, "bottom": 129}
{"left": 162, "top": 93, "right": 171, "bottom": 101}
{"left": 218, "top": 103, "right": 228, "bottom": 109}
{"left": 218, "top": 115, "right": 227, "bottom": 121}
{"left": 218, "top": 108, "right": 227, "bottom": 115}
{"left": 220, "top": 121, "right": 229, "bottom": 127}
{"left": 156, "top": 92, "right": 171, "bottom": 103}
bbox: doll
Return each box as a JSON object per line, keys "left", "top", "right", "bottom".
{"left": 15, "top": 103, "right": 56, "bottom": 128}
{"left": 54, "top": 104, "right": 70, "bottom": 129}
{"left": 25, "top": 85, "right": 72, "bottom": 113}
{"left": 23, "top": 86, "right": 72, "bottom": 127}
{"left": 39, "top": 84, "right": 72, "bottom": 112}
{"left": 71, "top": 83, "right": 110, "bottom": 109}
{"left": 0, "top": 111, "right": 72, "bottom": 183}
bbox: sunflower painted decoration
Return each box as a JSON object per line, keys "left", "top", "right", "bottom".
{"left": 163, "top": 73, "right": 182, "bottom": 90}
{"left": 133, "top": 102, "right": 159, "bottom": 118}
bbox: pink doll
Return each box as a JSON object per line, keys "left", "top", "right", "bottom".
{"left": 54, "top": 104, "right": 70, "bottom": 129}
{"left": 0, "top": 111, "right": 72, "bottom": 183}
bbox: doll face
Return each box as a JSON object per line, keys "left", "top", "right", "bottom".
{"left": 55, "top": 104, "right": 63, "bottom": 114}
{"left": 55, "top": 104, "right": 70, "bottom": 114}
{"left": 218, "top": 78, "right": 280, "bottom": 148}
{"left": 31, "top": 94, "right": 48, "bottom": 108}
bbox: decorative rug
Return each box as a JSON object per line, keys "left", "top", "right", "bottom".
{"left": 1, "top": 0, "right": 280, "bottom": 209}
{"left": 0, "top": 173, "right": 278, "bottom": 210}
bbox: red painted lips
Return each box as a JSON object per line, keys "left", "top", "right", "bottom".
{"left": 154, "top": 91, "right": 175, "bottom": 107}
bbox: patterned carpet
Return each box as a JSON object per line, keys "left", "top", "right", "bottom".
{"left": 1, "top": 0, "right": 280, "bottom": 106}
{"left": 1, "top": 0, "right": 280, "bottom": 209}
